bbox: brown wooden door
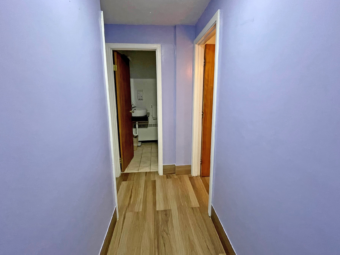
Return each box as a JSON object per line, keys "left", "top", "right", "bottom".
{"left": 201, "top": 44, "right": 215, "bottom": 177}
{"left": 113, "top": 51, "right": 134, "bottom": 172}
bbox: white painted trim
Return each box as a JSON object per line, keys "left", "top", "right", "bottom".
{"left": 105, "top": 43, "right": 164, "bottom": 176}
{"left": 191, "top": 10, "right": 221, "bottom": 216}
{"left": 155, "top": 46, "right": 164, "bottom": 176}
{"left": 105, "top": 46, "right": 122, "bottom": 180}
{"left": 194, "top": 10, "right": 220, "bottom": 45}
{"left": 191, "top": 44, "right": 205, "bottom": 177}
{"left": 100, "top": 12, "right": 119, "bottom": 220}
{"left": 106, "top": 43, "right": 162, "bottom": 51}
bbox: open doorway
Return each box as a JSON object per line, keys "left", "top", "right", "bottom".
{"left": 192, "top": 10, "right": 221, "bottom": 216}
{"left": 113, "top": 50, "right": 159, "bottom": 173}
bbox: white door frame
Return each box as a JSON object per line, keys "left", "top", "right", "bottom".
{"left": 100, "top": 12, "right": 119, "bottom": 220}
{"left": 105, "top": 43, "right": 164, "bottom": 182}
{"left": 191, "top": 10, "right": 221, "bottom": 216}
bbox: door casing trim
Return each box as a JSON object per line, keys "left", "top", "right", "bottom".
{"left": 105, "top": 43, "right": 164, "bottom": 181}
{"left": 100, "top": 12, "right": 119, "bottom": 220}
{"left": 192, "top": 10, "right": 221, "bottom": 216}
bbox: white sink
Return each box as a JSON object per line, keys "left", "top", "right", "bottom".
{"left": 132, "top": 107, "right": 147, "bottom": 117}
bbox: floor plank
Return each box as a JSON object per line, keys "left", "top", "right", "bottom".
{"left": 202, "top": 177, "right": 210, "bottom": 193}
{"left": 166, "top": 179, "right": 186, "bottom": 254}
{"left": 189, "top": 176, "right": 209, "bottom": 210}
{"left": 145, "top": 172, "right": 157, "bottom": 181}
{"left": 140, "top": 180, "right": 156, "bottom": 255}
{"left": 116, "top": 212, "right": 142, "bottom": 255}
{"left": 185, "top": 207, "right": 211, "bottom": 255}
{"left": 107, "top": 182, "right": 133, "bottom": 255}
{"left": 156, "top": 175, "right": 170, "bottom": 211}
{"left": 179, "top": 175, "right": 200, "bottom": 207}
{"left": 127, "top": 172, "right": 146, "bottom": 182}
{"left": 109, "top": 173, "right": 225, "bottom": 255}
{"left": 127, "top": 179, "right": 145, "bottom": 212}
{"left": 156, "top": 210, "right": 175, "bottom": 255}
{"left": 191, "top": 207, "right": 225, "bottom": 254}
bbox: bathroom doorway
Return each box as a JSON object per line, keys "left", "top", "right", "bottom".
{"left": 105, "top": 43, "right": 163, "bottom": 181}
{"left": 116, "top": 50, "right": 159, "bottom": 173}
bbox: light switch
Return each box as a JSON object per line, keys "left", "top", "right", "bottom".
{"left": 137, "top": 90, "right": 143, "bottom": 100}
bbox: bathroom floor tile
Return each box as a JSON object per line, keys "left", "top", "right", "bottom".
{"left": 139, "top": 166, "right": 151, "bottom": 172}
{"left": 141, "top": 156, "right": 151, "bottom": 161}
{"left": 126, "top": 167, "right": 139, "bottom": 172}
{"left": 141, "top": 160, "right": 151, "bottom": 165}
{"left": 142, "top": 152, "right": 151, "bottom": 157}
{"left": 130, "top": 159, "right": 141, "bottom": 165}
{"left": 125, "top": 142, "right": 158, "bottom": 173}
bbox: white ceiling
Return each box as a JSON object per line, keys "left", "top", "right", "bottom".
{"left": 101, "top": 0, "right": 211, "bottom": 25}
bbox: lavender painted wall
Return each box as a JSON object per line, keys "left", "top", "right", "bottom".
{"left": 104, "top": 25, "right": 176, "bottom": 164}
{"left": 196, "top": 0, "right": 340, "bottom": 254}
{"left": 0, "top": 1, "right": 115, "bottom": 254}
{"left": 175, "top": 25, "right": 195, "bottom": 165}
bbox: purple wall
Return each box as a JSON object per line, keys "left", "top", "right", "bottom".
{"left": 0, "top": 1, "right": 115, "bottom": 254}
{"left": 104, "top": 25, "right": 176, "bottom": 164}
{"left": 175, "top": 25, "right": 195, "bottom": 166}
{"left": 196, "top": 0, "right": 340, "bottom": 254}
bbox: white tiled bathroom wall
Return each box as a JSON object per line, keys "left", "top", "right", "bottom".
{"left": 130, "top": 78, "right": 158, "bottom": 141}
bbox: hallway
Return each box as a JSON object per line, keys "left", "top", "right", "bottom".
{"left": 108, "top": 172, "right": 225, "bottom": 255}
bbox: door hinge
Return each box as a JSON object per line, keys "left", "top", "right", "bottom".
{"left": 113, "top": 65, "right": 117, "bottom": 71}
{"left": 119, "top": 158, "right": 122, "bottom": 164}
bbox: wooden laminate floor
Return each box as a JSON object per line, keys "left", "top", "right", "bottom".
{"left": 108, "top": 172, "right": 225, "bottom": 255}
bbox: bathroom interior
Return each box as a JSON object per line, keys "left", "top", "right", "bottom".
{"left": 120, "top": 50, "right": 158, "bottom": 173}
